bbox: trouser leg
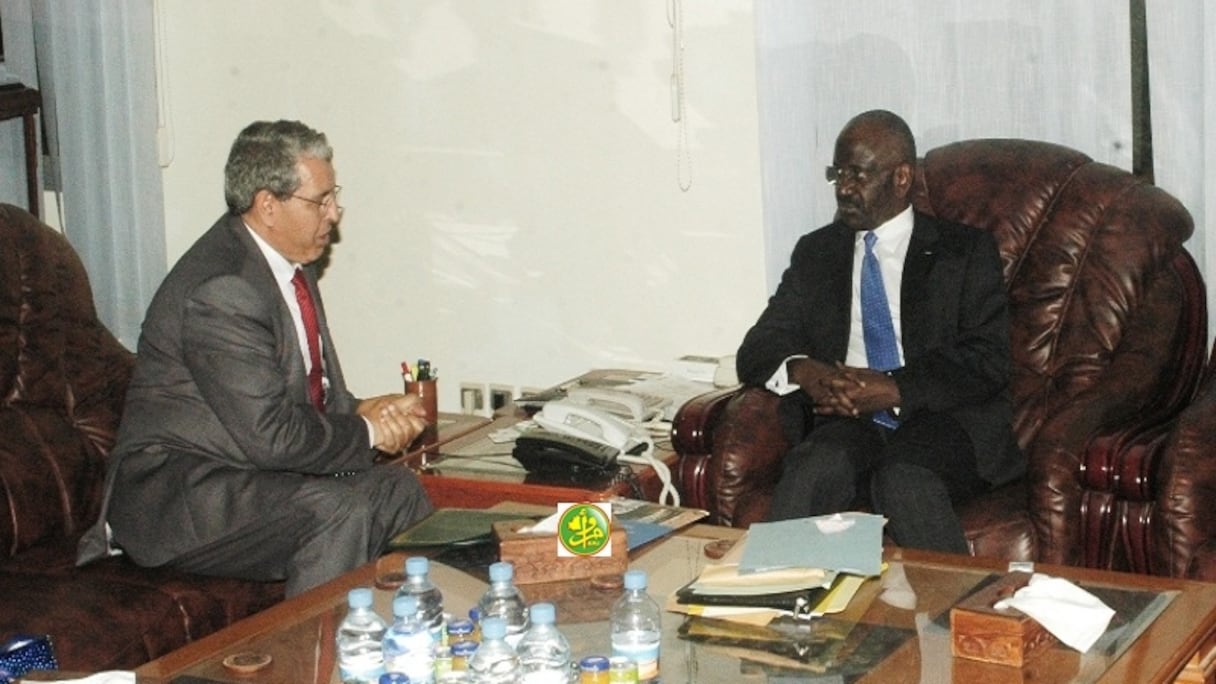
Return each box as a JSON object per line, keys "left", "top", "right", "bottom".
{"left": 766, "top": 417, "right": 883, "bottom": 521}
{"left": 167, "top": 463, "right": 432, "bottom": 596}
{"left": 869, "top": 413, "right": 988, "bottom": 554}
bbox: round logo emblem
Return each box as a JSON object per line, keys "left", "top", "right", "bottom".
{"left": 558, "top": 503, "right": 612, "bottom": 556}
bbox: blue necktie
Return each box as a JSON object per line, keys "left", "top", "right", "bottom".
{"left": 861, "top": 231, "right": 900, "bottom": 429}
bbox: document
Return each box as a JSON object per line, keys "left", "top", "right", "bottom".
{"left": 739, "top": 512, "right": 885, "bottom": 577}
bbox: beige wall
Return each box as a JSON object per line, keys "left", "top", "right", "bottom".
{"left": 157, "top": 1, "right": 767, "bottom": 411}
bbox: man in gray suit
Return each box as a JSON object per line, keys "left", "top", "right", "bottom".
{"left": 736, "top": 110, "right": 1023, "bottom": 554}
{"left": 78, "top": 120, "right": 433, "bottom": 596}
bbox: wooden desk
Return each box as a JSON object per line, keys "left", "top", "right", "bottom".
{"left": 414, "top": 415, "right": 678, "bottom": 508}
{"left": 0, "top": 84, "right": 42, "bottom": 216}
{"left": 409, "top": 370, "right": 680, "bottom": 508}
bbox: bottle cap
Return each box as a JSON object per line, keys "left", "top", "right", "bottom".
{"left": 468, "top": 606, "right": 481, "bottom": 623}
{"left": 379, "top": 674, "right": 410, "bottom": 684}
{"left": 447, "top": 618, "right": 474, "bottom": 636}
{"left": 406, "top": 556, "right": 429, "bottom": 577}
{"left": 393, "top": 595, "right": 418, "bottom": 618}
{"left": 481, "top": 616, "right": 507, "bottom": 640}
{"left": 451, "top": 639, "right": 479, "bottom": 656}
{"left": 347, "top": 587, "right": 373, "bottom": 609}
{"left": 488, "top": 561, "right": 514, "bottom": 582}
{"left": 579, "top": 655, "right": 610, "bottom": 672}
{"left": 624, "top": 569, "right": 648, "bottom": 591}
{"left": 529, "top": 602, "right": 555, "bottom": 625}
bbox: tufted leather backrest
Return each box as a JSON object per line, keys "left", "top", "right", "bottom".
{"left": 0, "top": 203, "right": 134, "bottom": 558}
{"left": 911, "top": 140, "right": 1206, "bottom": 567}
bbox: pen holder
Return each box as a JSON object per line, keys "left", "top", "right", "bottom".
{"left": 405, "top": 378, "right": 439, "bottom": 424}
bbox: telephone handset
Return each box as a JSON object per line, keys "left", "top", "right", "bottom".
{"left": 512, "top": 400, "right": 640, "bottom": 477}
{"left": 532, "top": 400, "right": 640, "bottom": 451}
{"left": 564, "top": 387, "right": 651, "bottom": 422}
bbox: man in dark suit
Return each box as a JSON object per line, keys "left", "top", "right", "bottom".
{"left": 736, "top": 110, "right": 1023, "bottom": 553}
{"left": 77, "top": 120, "right": 433, "bottom": 596}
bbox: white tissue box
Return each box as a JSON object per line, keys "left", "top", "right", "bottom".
{"left": 950, "top": 572, "right": 1056, "bottom": 667}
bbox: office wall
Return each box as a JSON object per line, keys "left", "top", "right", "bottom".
{"left": 157, "top": 1, "right": 766, "bottom": 410}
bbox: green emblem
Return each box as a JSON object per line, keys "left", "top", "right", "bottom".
{"left": 558, "top": 503, "right": 611, "bottom": 556}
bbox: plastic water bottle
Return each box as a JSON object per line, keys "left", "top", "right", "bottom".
{"left": 610, "top": 570, "right": 661, "bottom": 683}
{"left": 396, "top": 556, "right": 445, "bottom": 642}
{"left": 383, "top": 595, "right": 437, "bottom": 684}
{"left": 516, "top": 602, "right": 574, "bottom": 684}
{"left": 476, "top": 561, "right": 529, "bottom": 647}
{"left": 337, "top": 587, "right": 388, "bottom": 684}
{"left": 467, "top": 616, "right": 520, "bottom": 684}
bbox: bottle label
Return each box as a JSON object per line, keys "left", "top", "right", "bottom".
{"left": 611, "top": 640, "right": 658, "bottom": 682}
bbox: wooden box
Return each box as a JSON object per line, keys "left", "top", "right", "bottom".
{"left": 493, "top": 519, "right": 628, "bottom": 585}
{"left": 950, "top": 572, "right": 1056, "bottom": 667}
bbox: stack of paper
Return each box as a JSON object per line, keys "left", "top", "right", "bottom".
{"left": 667, "top": 512, "right": 886, "bottom": 623}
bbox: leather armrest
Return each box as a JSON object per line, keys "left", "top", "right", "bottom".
{"left": 708, "top": 387, "right": 789, "bottom": 528}
{"left": 670, "top": 385, "right": 741, "bottom": 517}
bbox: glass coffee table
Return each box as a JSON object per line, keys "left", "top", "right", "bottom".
{"left": 135, "top": 523, "right": 1216, "bottom": 683}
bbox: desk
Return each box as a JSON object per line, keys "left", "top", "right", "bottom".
{"left": 0, "top": 84, "right": 41, "bottom": 216}
{"left": 407, "top": 370, "right": 681, "bottom": 508}
{"left": 134, "top": 522, "right": 1216, "bottom": 684}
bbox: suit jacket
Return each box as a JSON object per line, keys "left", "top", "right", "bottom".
{"left": 736, "top": 210, "right": 1024, "bottom": 487}
{"left": 78, "top": 214, "right": 374, "bottom": 567}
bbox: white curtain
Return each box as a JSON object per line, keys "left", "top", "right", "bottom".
{"left": 754, "top": 1, "right": 1135, "bottom": 292}
{"left": 1148, "top": 2, "right": 1216, "bottom": 345}
{"left": 4, "top": 0, "right": 166, "bottom": 350}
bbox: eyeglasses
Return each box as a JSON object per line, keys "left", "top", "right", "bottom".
{"left": 825, "top": 166, "right": 878, "bottom": 186}
{"left": 290, "top": 185, "right": 344, "bottom": 218}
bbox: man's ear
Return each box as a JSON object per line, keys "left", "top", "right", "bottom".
{"left": 893, "top": 162, "right": 914, "bottom": 199}
{"left": 251, "top": 189, "right": 279, "bottom": 226}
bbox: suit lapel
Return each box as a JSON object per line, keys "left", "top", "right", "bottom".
{"left": 900, "top": 212, "right": 942, "bottom": 358}
{"left": 228, "top": 218, "right": 313, "bottom": 403}
{"left": 820, "top": 225, "right": 855, "bottom": 361}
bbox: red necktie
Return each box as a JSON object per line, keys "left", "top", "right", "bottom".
{"left": 291, "top": 268, "right": 326, "bottom": 412}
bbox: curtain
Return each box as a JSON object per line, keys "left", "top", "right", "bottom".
{"left": 26, "top": 0, "right": 164, "bottom": 349}
{"left": 754, "top": 1, "right": 1134, "bottom": 293}
{"left": 1148, "top": 2, "right": 1215, "bottom": 344}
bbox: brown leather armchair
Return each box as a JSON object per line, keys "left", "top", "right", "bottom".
{"left": 672, "top": 139, "right": 1210, "bottom": 578}
{"left": 0, "top": 204, "right": 284, "bottom": 670}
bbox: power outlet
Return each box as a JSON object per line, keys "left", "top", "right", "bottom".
{"left": 460, "top": 383, "right": 485, "bottom": 415}
{"left": 489, "top": 384, "right": 515, "bottom": 415}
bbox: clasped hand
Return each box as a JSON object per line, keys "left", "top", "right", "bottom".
{"left": 357, "top": 394, "right": 430, "bottom": 453}
{"left": 793, "top": 359, "right": 900, "bottom": 417}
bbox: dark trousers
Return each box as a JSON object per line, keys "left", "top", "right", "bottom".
{"left": 166, "top": 463, "right": 432, "bottom": 596}
{"left": 766, "top": 412, "right": 988, "bottom": 554}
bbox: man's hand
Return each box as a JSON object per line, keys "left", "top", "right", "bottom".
{"left": 815, "top": 364, "right": 901, "bottom": 417}
{"left": 357, "top": 393, "right": 429, "bottom": 453}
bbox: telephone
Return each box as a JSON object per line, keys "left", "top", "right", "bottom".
{"left": 565, "top": 387, "right": 667, "bottom": 422}
{"left": 512, "top": 428, "right": 619, "bottom": 476}
{"left": 532, "top": 399, "right": 642, "bottom": 451}
{"left": 513, "top": 399, "right": 681, "bottom": 506}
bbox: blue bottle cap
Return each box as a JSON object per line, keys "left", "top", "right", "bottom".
{"left": 347, "top": 587, "right": 373, "bottom": 609}
{"left": 451, "top": 640, "right": 479, "bottom": 656}
{"left": 447, "top": 618, "right": 474, "bottom": 636}
{"left": 624, "top": 569, "right": 648, "bottom": 591}
{"left": 481, "top": 616, "right": 507, "bottom": 640}
{"left": 529, "top": 602, "right": 556, "bottom": 625}
{"left": 405, "top": 556, "right": 429, "bottom": 576}
{"left": 379, "top": 673, "right": 410, "bottom": 684}
{"left": 579, "top": 655, "right": 610, "bottom": 672}
{"left": 488, "top": 561, "right": 514, "bottom": 582}
{"left": 468, "top": 606, "right": 481, "bottom": 623}
{"left": 393, "top": 595, "right": 418, "bottom": 618}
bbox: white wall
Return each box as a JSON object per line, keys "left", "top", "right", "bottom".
{"left": 157, "top": 1, "right": 767, "bottom": 411}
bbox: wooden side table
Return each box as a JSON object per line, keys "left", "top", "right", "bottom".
{"left": 0, "top": 84, "right": 42, "bottom": 217}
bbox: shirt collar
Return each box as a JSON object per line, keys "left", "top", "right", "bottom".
{"left": 855, "top": 204, "right": 914, "bottom": 247}
{"left": 244, "top": 222, "right": 301, "bottom": 284}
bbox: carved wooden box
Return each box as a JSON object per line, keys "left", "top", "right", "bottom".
{"left": 950, "top": 571, "right": 1056, "bottom": 667}
{"left": 493, "top": 519, "right": 628, "bottom": 585}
